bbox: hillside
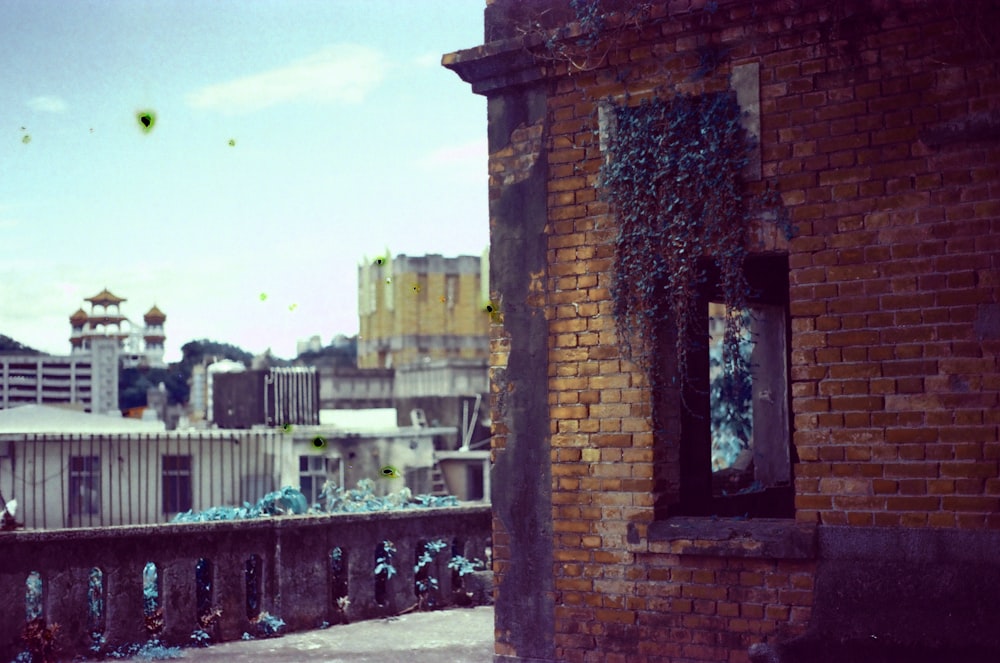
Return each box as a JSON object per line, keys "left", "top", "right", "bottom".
{"left": 0, "top": 334, "right": 45, "bottom": 355}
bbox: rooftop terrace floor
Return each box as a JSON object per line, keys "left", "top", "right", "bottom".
{"left": 125, "top": 606, "right": 494, "bottom": 663}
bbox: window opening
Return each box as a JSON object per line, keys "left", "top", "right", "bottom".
{"left": 162, "top": 455, "right": 192, "bottom": 514}
{"left": 669, "top": 254, "right": 792, "bottom": 518}
{"left": 70, "top": 455, "right": 101, "bottom": 521}
{"left": 299, "top": 455, "right": 328, "bottom": 506}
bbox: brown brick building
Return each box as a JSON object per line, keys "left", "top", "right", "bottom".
{"left": 445, "top": 1, "right": 1000, "bottom": 661}
{"left": 357, "top": 252, "right": 490, "bottom": 369}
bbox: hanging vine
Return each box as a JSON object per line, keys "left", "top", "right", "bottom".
{"left": 602, "top": 91, "right": 785, "bottom": 394}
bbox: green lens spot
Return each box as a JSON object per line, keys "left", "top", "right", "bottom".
{"left": 312, "top": 436, "right": 327, "bottom": 450}
{"left": 137, "top": 110, "right": 156, "bottom": 133}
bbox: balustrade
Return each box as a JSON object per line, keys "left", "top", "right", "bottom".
{"left": 0, "top": 505, "right": 491, "bottom": 659}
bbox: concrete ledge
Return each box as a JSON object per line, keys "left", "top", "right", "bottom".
{"left": 647, "top": 517, "right": 817, "bottom": 559}
{"left": 749, "top": 526, "right": 1000, "bottom": 663}
{"left": 818, "top": 524, "right": 1000, "bottom": 563}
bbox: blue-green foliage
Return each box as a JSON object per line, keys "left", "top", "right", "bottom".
{"left": 710, "top": 320, "right": 754, "bottom": 468}
{"left": 330, "top": 546, "right": 344, "bottom": 575}
{"left": 172, "top": 486, "right": 307, "bottom": 522}
{"left": 375, "top": 540, "right": 396, "bottom": 579}
{"left": 544, "top": 0, "right": 652, "bottom": 69}
{"left": 253, "top": 612, "right": 285, "bottom": 638}
{"left": 318, "top": 478, "right": 458, "bottom": 513}
{"left": 142, "top": 562, "right": 158, "bottom": 615}
{"left": 171, "top": 479, "right": 459, "bottom": 523}
{"left": 88, "top": 568, "right": 102, "bottom": 623}
{"left": 448, "top": 555, "right": 486, "bottom": 577}
{"left": 414, "top": 539, "right": 447, "bottom": 595}
{"left": 415, "top": 539, "right": 448, "bottom": 573}
{"left": 603, "top": 92, "right": 786, "bottom": 393}
{"left": 106, "top": 639, "right": 182, "bottom": 660}
{"left": 25, "top": 572, "right": 42, "bottom": 622}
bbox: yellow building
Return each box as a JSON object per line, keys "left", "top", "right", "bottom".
{"left": 358, "top": 251, "right": 489, "bottom": 369}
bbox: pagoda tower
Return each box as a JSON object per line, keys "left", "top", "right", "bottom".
{"left": 80, "top": 288, "right": 129, "bottom": 351}
{"left": 143, "top": 304, "right": 167, "bottom": 368}
{"left": 69, "top": 307, "right": 88, "bottom": 354}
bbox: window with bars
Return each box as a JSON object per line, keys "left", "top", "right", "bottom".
{"left": 299, "top": 455, "right": 328, "bottom": 505}
{"left": 69, "top": 455, "right": 101, "bottom": 516}
{"left": 162, "top": 455, "right": 193, "bottom": 514}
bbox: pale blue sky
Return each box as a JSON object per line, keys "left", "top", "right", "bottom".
{"left": 0, "top": 0, "right": 487, "bottom": 361}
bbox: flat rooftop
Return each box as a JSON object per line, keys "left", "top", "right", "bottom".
{"left": 123, "top": 606, "right": 494, "bottom": 663}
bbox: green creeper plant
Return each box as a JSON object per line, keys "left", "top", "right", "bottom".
{"left": 602, "top": 91, "right": 786, "bottom": 394}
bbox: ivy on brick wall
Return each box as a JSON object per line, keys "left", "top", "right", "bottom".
{"left": 602, "top": 91, "right": 784, "bottom": 393}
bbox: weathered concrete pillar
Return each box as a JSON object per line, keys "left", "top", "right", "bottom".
{"left": 445, "top": 19, "right": 556, "bottom": 657}
{"left": 161, "top": 557, "right": 198, "bottom": 645}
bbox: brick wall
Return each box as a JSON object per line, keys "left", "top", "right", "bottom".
{"left": 447, "top": 0, "right": 1000, "bottom": 661}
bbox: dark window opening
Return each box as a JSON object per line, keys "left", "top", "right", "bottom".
{"left": 69, "top": 455, "right": 101, "bottom": 519}
{"left": 667, "top": 254, "right": 794, "bottom": 519}
{"left": 162, "top": 455, "right": 192, "bottom": 514}
{"left": 299, "top": 455, "right": 328, "bottom": 505}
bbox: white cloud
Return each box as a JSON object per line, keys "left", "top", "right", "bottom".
{"left": 186, "top": 44, "right": 389, "bottom": 114}
{"left": 25, "top": 96, "right": 67, "bottom": 113}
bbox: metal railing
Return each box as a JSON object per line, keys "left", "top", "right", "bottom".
{"left": 0, "top": 432, "right": 281, "bottom": 529}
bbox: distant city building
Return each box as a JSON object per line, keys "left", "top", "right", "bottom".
{"left": 70, "top": 288, "right": 166, "bottom": 369}
{"left": 318, "top": 365, "right": 394, "bottom": 410}
{"left": 357, "top": 251, "right": 489, "bottom": 369}
{"left": 0, "top": 338, "right": 119, "bottom": 414}
{"left": 212, "top": 366, "right": 319, "bottom": 429}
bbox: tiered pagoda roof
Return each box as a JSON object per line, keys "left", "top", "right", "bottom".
{"left": 143, "top": 305, "right": 166, "bottom": 324}
{"left": 85, "top": 288, "right": 126, "bottom": 306}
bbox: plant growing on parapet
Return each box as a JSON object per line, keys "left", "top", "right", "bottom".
{"left": 519, "top": 0, "right": 653, "bottom": 72}
{"left": 375, "top": 540, "right": 397, "bottom": 579}
{"left": 142, "top": 562, "right": 163, "bottom": 637}
{"left": 21, "top": 618, "right": 60, "bottom": 663}
{"left": 448, "top": 555, "right": 486, "bottom": 576}
{"left": 414, "top": 539, "right": 448, "bottom": 609}
{"left": 250, "top": 611, "right": 286, "bottom": 638}
{"left": 106, "top": 639, "right": 182, "bottom": 660}
{"left": 144, "top": 608, "right": 164, "bottom": 637}
{"left": 171, "top": 479, "right": 459, "bottom": 523}
{"left": 602, "top": 91, "right": 788, "bottom": 396}
{"left": 190, "top": 606, "right": 222, "bottom": 646}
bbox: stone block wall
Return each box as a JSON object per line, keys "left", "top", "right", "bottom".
{"left": 0, "top": 506, "right": 491, "bottom": 660}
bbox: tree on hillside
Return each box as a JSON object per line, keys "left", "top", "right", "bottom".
{"left": 0, "top": 334, "right": 45, "bottom": 355}
{"left": 178, "top": 339, "right": 254, "bottom": 372}
{"left": 296, "top": 336, "right": 358, "bottom": 369}
{"left": 119, "top": 367, "right": 189, "bottom": 410}
{"left": 118, "top": 339, "right": 253, "bottom": 411}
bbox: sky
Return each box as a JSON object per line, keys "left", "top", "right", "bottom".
{"left": 0, "top": 0, "right": 488, "bottom": 362}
